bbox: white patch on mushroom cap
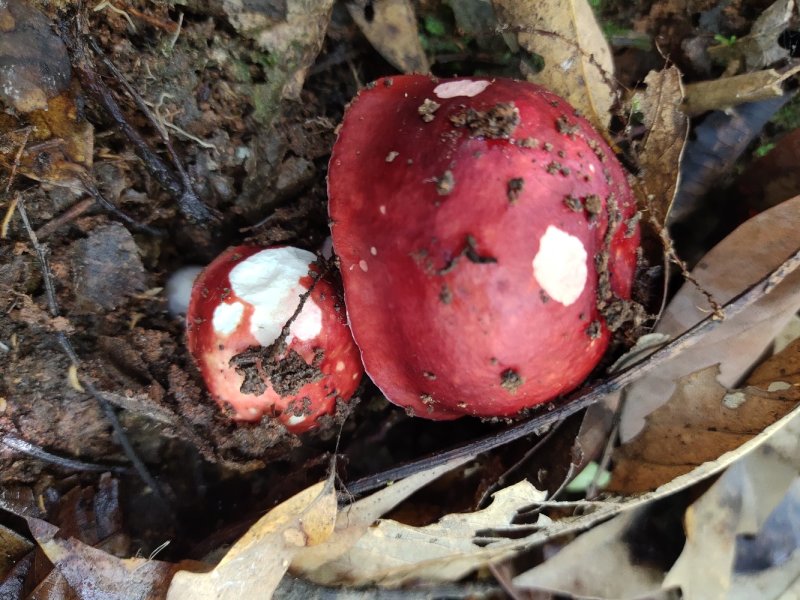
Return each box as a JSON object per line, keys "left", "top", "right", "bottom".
{"left": 212, "top": 300, "right": 245, "bottom": 335}
{"left": 229, "top": 247, "right": 323, "bottom": 345}
{"left": 434, "top": 79, "right": 491, "bottom": 99}
{"left": 287, "top": 414, "right": 307, "bottom": 426}
{"left": 532, "top": 226, "right": 588, "bottom": 307}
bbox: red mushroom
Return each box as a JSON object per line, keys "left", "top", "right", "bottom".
{"left": 328, "top": 75, "right": 640, "bottom": 419}
{"left": 186, "top": 245, "right": 363, "bottom": 433}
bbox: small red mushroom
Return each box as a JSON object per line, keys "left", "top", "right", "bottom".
{"left": 328, "top": 75, "right": 640, "bottom": 419}
{"left": 186, "top": 245, "right": 363, "bottom": 433}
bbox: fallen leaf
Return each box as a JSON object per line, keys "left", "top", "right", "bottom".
{"left": 513, "top": 509, "right": 666, "bottom": 598}
{"left": 0, "top": 524, "right": 32, "bottom": 579}
{"left": 664, "top": 411, "right": 800, "bottom": 599}
{"left": 220, "top": 0, "right": 334, "bottom": 123}
{"left": 610, "top": 337, "right": 800, "bottom": 494}
{"left": 298, "top": 480, "right": 545, "bottom": 587}
{"left": 292, "top": 456, "right": 475, "bottom": 576}
{"left": 636, "top": 67, "right": 689, "bottom": 227}
{"left": 167, "top": 473, "right": 337, "bottom": 600}
{"left": 670, "top": 95, "right": 791, "bottom": 225}
{"left": 682, "top": 67, "right": 800, "bottom": 116}
{"left": 492, "top": 0, "right": 616, "bottom": 131}
{"left": 708, "top": 0, "right": 795, "bottom": 70}
{"left": 347, "top": 0, "right": 429, "bottom": 74}
{"left": 620, "top": 195, "right": 800, "bottom": 443}
{"left": 26, "top": 517, "right": 194, "bottom": 600}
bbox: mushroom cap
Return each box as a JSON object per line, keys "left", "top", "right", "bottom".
{"left": 186, "top": 245, "right": 363, "bottom": 433}
{"left": 328, "top": 75, "right": 639, "bottom": 419}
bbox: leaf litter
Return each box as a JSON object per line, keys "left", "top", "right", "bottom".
{"left": 2, "top": 0, "right": 800, "bottom": 597}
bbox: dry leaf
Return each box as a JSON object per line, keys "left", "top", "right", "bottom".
{"left": 347, "top": 0, "right": 429, "bottom": 74}
{"left": 620, "top": 195, "right": 800, "bottom": 442}
{"left": 708, "top": 0, "right": 795, "bottom": 70}
{"left": 168, "top": 474, "right": 337, "bottom": 600}
{"left": 610, "top": 337, "right": 800, "bottom": 494}
{"left": 292, "top": 457, "right": 475, "bottom": 576}
{"left": 637, "top": 67, "right": 688, "bottom": 227}
{"left": 298, "top": 480, "right": 545, "bottom": 587}
{"left": 219, "top": 0, "right": 334, "bottom": 120}
{"left": 682, "top": 67, "right": 800, "bottom": 117}
{"left": 513, "top": 510, "right": 665, "bottom": 598}
{"left": 26, "top": 517, "right": 193, "bottom": 600}
{"left": 664, "top": 411, "right": 800, "bottom": 599}
{"left": 492, "top": 0, "right": 616, "bottom": 131}
{"left": 0, "top": 524, "right": 32, "bottom": 579}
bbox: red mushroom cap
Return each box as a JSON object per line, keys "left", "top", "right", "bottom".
{"left": 186, "top": 245, "right": 363, "bottom": 433}
{"left": 328, "top": 75, "right": 639, "bottom": 419}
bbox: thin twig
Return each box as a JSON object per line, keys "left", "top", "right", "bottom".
{"left": 2, "top": 434, "right": 129, "bottom": 474}
{"left": 344, "top": 244, "right": 800, "bottom": 497}
{"left": 3, "top": 127, "right": 32, "bottom": 187}
{"left": 87, "top": 36, "right": 210, "bottom": 208}
{"left": 79, "top": 174, "right": 164, "bottom": 236}
{"left": 58, "top": 16, "right": 216, "bottom": 225}
{"left": 35, "top": 198, "right": 95, "bottom": 239}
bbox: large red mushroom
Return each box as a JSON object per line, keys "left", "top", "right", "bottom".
{"left": 328, "top": 75, "right": 640, "bottom": 419}
{"left": 186, "top": 245, "right": 363, "bottom": 433}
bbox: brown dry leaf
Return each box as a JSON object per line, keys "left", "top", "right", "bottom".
{"left": 0, "top": 524, "right": 33, "bottom": 579}
{"left": 708, "top": 0, "right": 795, "bottom": 70}
{"left": 492, "top": 0, "right": 616, "bottom": 131}
{"left": 25, "top": 517, "right": 196, "bottom": 600}
{"left": 620, "top": 195, "right": 800, "bottom": 442}
{"left": 609, "top": 337, "right": 800, "bottom": 494}
{"left": 636, "top": 67, "right": 688, "bottom": 227}
{"left": 167, "top": 474, "right": 337, "bottom": 600}
{"left": 347, "top": 0, "right": 429, "bottom": 74}
{"left": 296, "top": 480, "right": 545, "bottom": 587}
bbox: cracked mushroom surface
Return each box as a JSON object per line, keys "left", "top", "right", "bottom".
{"left": 186, "top": 245, "right": 363, "bottom": 433}
{"left": 328, "top": 75, "right": 640, "bottom": 420}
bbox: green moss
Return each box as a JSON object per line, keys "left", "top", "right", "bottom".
{"left": 771, "top": 94, "right": 800, "bottom": 131}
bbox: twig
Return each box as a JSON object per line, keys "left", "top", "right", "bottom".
{"left": 344, "top": 244, "right": 800, "bottom": 496}
{"left": 3, "top": 127, "right": 32, "bottom": 196}
{"left": 14, "top": 199, "right": 173, "bottom": 514}
{"left": 87, "top": 37, "right": 212, "bottom": 206}
{"left": 79, "top": 174, "right": 164, "bottom": 236}
{"left": 58, "top": 16, "right": 216, "bottom": 225}
{"left": 34, "top": 198, "right": 94, "bottom": 239}
{"left": 1, "top": 434, "right": 129, "bottom": 474}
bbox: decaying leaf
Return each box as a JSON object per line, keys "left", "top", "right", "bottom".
{"left": 168, "top": 474, "right": 337, "bottom": 600}
{"left": 297, "top": 480, "right": 545, "bottom": 587}
{"left": 26, "top": 517, "right": 196, "bottom": 599}
{"left": 620, "top": 195, "right": 800, "bottom": 442}
{"left": 220, "top": 0, "right": 334, "bottom": 122}
{"left": 514, "top": 509, "right": 666, "bottom": 598}
{"left": 347, "top": 0, "right": 429, "bottom": 74}
{"left": 492, "top": 0, "right": 616, "bottom": 131}
{"left": 610, "top": 356, "right": 800, "bottom": 493}
{"left": 682, "top": 67, "right": 800, "bottom": 117}
{"left": 664, "top": 407, "right": 800, "bottom": 599}
{"left": 708, "top": 0, "right": 795, "bottom": 70}
{"left": 0, "top": 524, "right": 32, "bottom": 579}
{"left": 636, "top": 67, "right": 689, "bottom": 227}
